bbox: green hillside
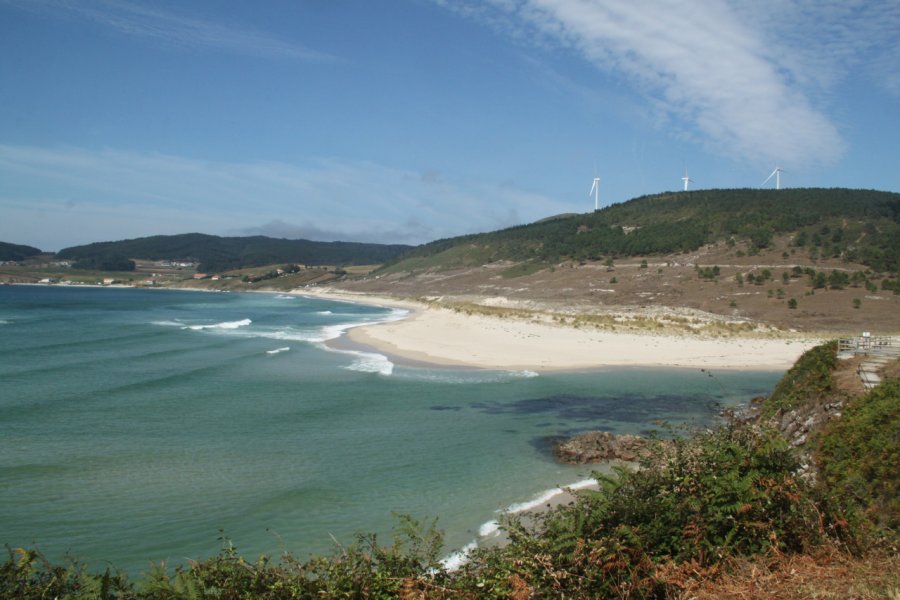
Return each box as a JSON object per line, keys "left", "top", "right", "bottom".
{"left": 380, "top": 188, "right": 900, "bottom": 274}
{"left": 56, "top": 233, "right": 413, "bottom": 272}
{"left": 0, "top": 241, "right": 43, "bottom": 262}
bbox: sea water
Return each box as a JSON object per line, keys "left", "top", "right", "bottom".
{"left": 0, "top": 285, "right": 781, "bottom": 574}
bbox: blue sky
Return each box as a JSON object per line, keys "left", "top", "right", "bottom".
{"left": 1, "top": 0, "right": 898, "bottom": 251}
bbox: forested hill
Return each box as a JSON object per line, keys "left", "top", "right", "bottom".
{"left": 381, "top": 188, "right": 900, "bottom": 274}
{"left": 56, "top": 234, "right": 413, "bottom": 272}
{"left": 0, "top": 241, "right": 43, "bottom": 261}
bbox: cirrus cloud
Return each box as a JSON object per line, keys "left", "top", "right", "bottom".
{"left": 435, "top": 0, "right": 894, "bottom": 168}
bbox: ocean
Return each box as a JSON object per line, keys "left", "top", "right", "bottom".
{"left": 0, "top": 285, "right": 781, "bottom": 574}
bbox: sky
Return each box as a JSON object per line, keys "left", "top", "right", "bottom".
{"left": 1, "top": 0, "right": 898, "bottom": 252}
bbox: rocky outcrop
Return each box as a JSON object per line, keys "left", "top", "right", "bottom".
{"left": 553, "top": 431, "right": 658, "bottom": 464}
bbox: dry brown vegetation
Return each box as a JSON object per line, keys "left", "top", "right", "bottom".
{"left": 681, "top": 547, "right": 900, "bottom": 600}
{"left": 335, "top": 235, "right": 900, "bottom": 336}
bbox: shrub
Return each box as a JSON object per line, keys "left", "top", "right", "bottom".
{"left": 0, "top": 548, "right": 132, "bottom": 599}
{"left": 816, "top": 379, "right": 900, "bottom": 545}
{"left": 462, "top": 424, "right": 821, "bottom": 598}
{"left": 698, "top": 265, "right": 720, "bottom": 280}
{"left": 761, "top": 341, "right": 837, "bottom": 418}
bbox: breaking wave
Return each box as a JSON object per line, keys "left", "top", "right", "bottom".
{"left": 186, "top": 318, "right": 252, "bottom": 331}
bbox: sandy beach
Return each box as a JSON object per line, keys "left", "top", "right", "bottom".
{"left": 301, "top": 288, "right": 821, "bottom": 372}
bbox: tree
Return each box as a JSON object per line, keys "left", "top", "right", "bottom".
{"left": 788, "top": 298, "right": 798, "bottom": 309}
{"left": 828, "top": 270, "right": 850, "bottom": 289}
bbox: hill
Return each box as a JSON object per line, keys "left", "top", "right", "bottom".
{"left": 335, "top": 188, "right": 900, "bottom": 334}
{"left": 0, "top": 241, "right": 43, "bottom": 262}
{"left": 378, "top": 188, "right": 899, "bottom": 274}
{"left": 56, "top": 233, "right": 413, "bottom": 273}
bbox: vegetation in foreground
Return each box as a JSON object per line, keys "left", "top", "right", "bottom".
{"left": 3, "top": 344, "right": 898, "bottom": 599}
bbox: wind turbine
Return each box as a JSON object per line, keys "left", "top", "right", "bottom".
{"left": 762, "top": 165, "right": 784, "bottom": 190}
{"left": 681, "top": 168, "right": 694, "bottom": 192}
{"left": 590, "top": 176, "right": 601, "bottom": 210}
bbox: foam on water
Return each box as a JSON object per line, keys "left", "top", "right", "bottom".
{"left": 301, "top": 309, "right": 408, "bottom": 343}
{"left": 439, "top": 541, "right": 478, "bottom": 571}
{"left": 505, "top": 478, "right": 597, "bottom": 514}
{"left": 342, "top": 351, "right": 394, "bottom": 375}
{"left": 266, "top": 347, "right": 290, "bottom": 355}
{"left": 185, "top": 318, "right": 252, "bottom": 331}
{"left": 438, "top": 477, "right": 600, "bottom": 571}
{"left": 478, "top": 520, "right": 500, "bottom": 537}
{"left": 439, "top": 478, "right": 599, "bottom": 571}
{"left": 151, "top": 320, "right": 184, "bottom": 327}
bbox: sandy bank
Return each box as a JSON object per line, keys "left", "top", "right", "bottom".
{"left": 299, "top": 288, "right": 821, "bottom": 371}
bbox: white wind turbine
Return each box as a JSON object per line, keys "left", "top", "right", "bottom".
{"left": 762, "top": 164, "right": 784, "bottom": 190}
{"left": 590, "top": 175, "right": 601, "bottom": 210}
{"left": 681, "top": 168, "right": 694, "bottom": 192}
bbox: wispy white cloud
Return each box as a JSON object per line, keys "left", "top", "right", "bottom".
{"left": 3, "top": 0, "right": 335, "bottom": 61}
{"left": 0, "top": 144, "right": 574, "bottom": 250}
{"left": 435, "top": 0, "right": 900, "bottom": 168}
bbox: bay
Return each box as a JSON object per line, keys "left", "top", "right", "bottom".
{"left": 0, "top": 285, "right": 780, "bottom": 574}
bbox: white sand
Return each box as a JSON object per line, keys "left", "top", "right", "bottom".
{"left": 300, "top": 288, "right": 820, "bottom": 371}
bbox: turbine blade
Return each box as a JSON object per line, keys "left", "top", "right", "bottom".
{"left": 762, "top": 169, "right": 776, "bottom": 185}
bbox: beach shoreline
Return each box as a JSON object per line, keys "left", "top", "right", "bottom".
{"left": 299, "top": 287, "right": 822, "bottom": 372}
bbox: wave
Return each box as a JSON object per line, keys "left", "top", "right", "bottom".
{"left": 342, "top": 351, "right": 394, "bottom": 376}
{"left": 440, "top": 478, "right": 598, "bottom": 571}
{"left": 505, "top": 478, "right": 597, "bottom": 514}
{"left": 439, "top": 540, "right": 478, "bottom": 572}
{"left": 479, "top": 520, "right": 500, "bottom": 538}
{"left": 275, "top": 294, "right": 295, "bottom": 300}
{"left": 185, "top": 318, "right": 252, "bottom": 331}
{"left": 311, "top": 307, "right": 409, "bottom": 344}
{"left": 150, "top": 320, "right": 184, "bottom": 327}
{"left": 0, "top": 319, "right": 9, "bottom": 325}
{"left": 315, "top": 310, "right": 333, "bottom": 315}
{"left": 266, "top": 347, "right": 290, "bottom": 355}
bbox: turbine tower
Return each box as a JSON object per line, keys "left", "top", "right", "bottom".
{"left": 681, "top": 169, "right": 694, "bottom": 192}
{"left": 762, "top": 165, "right": 784, "bottom": 190}
{"left": 590, "top": 176, "right": 601, "bottom": 210}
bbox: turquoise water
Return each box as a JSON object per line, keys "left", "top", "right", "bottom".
{"left": 0, "top": 285, "right": 781, "bottom": 573}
